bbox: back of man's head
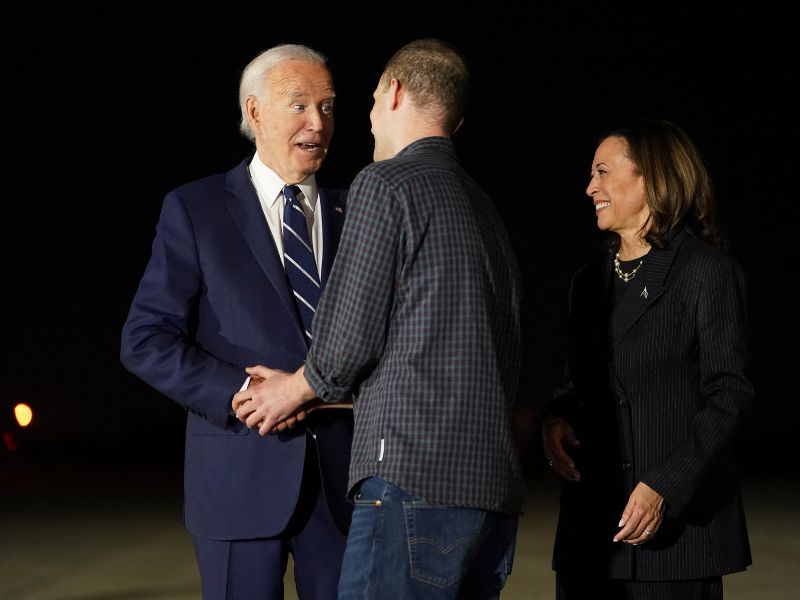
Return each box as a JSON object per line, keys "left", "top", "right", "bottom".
{"left": 381, "top": 38, "right": 469, "bottom": 134}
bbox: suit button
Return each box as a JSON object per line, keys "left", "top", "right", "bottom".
{"left": 622, "top": 462, "right": 632, "bottom": 472}
{"left": 619, "top": 399, "right": 628, "bottom": 407}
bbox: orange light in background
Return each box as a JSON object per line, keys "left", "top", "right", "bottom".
{"left": 14, "top": 403, "right": 33, "bottom": 427}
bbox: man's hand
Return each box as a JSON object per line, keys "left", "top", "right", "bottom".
{"left": 232, "top": 365, "right": 316, "bottom": 435}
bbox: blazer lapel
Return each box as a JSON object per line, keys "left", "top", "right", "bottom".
{"left": 224, "top": 162, "right": 300, "bottom": 326}
{"left": 610, "top": 229, "right": 688, "bottom": 348}
{"left": 318, "top": 188, "right": 346, "bottom": 288}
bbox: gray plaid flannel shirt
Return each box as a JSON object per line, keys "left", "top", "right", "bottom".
{"left": 305, "top": 137, "right": 524, "bottom": 514}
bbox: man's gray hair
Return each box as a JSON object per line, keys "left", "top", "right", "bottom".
{"left": 238, "top": 44, "right": 328, "bottom": 141}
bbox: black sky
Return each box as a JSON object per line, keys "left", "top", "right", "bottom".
{"left": 4, "top": 7, "right": 796, "bottom": 468}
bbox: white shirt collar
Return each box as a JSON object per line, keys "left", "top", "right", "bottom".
{"left": 248, "top": 153, "right": 318, "bottom": 208}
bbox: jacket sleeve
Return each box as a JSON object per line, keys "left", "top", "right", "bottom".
{"left": 120, "top": 192, "right": 245, "bottom": 428}
{"left": 641, "top": 256, "right": 755, "bottom": 516}
{"left": 541, "top": 270, "right": 585, "bottom": 424}
{"left": 304, "top": 171, "right": 401, "bottom": 403}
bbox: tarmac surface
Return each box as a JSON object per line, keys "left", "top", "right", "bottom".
{"left": 1, "top": 460, "right": 797, "bottom": 600}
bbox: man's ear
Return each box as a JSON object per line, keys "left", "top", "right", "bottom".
{"left": 388, "top": 78, "right": 403, "bottom": 110}
{"left": 245, "top": 96, "right": 260, "bottom": 129}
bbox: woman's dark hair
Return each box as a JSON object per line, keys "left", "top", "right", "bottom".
{"left": 600, "top": 118, "right": 724, "bottom": 252}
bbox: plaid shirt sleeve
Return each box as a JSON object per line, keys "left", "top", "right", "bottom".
{"left": 304, "top": 169, "right": 400, "bottom": 402}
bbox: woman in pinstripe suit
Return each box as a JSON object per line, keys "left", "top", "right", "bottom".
{"left": 541, "top": 119, "right": 753, "bottom": 599}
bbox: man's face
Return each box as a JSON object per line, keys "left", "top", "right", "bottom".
{"left": 252, "top": 61, "right": 335, "bottom": 183}
{"left": 369, "top": 77, "right": 392, "bottom": 162}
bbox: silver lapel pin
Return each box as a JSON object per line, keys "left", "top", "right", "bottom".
{"left": 641, "top": 286, "right": 648, "bottom": 299}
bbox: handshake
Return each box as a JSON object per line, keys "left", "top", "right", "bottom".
{"left": 231, "top": 364, "right": 352, "bottom": 435}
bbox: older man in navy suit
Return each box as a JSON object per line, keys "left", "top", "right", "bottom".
{"left": 120, "top": 44, "right": 352, "bottom": 600}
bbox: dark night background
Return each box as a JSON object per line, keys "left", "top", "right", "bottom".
{"left": 3, "top": 7, "right": 797, "bottom": 475}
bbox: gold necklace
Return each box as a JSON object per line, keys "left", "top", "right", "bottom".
{"left": 614, "top": 252, "right": 644, "bottom": 282}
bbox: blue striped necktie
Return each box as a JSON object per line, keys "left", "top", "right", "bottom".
{"left": 282, "top": 185, "right": 320, "bottom": 346}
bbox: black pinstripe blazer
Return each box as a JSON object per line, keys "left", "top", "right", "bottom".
{"left": 545, "top": 228, "right": 753, "bottom": 581}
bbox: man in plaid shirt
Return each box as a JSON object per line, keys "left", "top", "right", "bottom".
{"left": 234, "top": 38, "right": 525, "bottom": 599}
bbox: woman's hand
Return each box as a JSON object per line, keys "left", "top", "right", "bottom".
{"left": 542, "top": 415, "right": 581, "bottom": 481}
{"left": 614, "top": 482, "right": 665, "bottom": 544}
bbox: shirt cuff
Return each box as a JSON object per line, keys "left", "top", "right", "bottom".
{"left": 304, "top": 358, "right": 350, "bottom": 403}
{"left": 230, "top": 376, "right": 251, "bottom": 417}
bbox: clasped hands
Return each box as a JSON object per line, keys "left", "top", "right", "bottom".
{"left": 232, "top": 365, "right": 316, "bottom": 436}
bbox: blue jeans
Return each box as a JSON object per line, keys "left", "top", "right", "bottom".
{"left": 338, "top": 477, "right": 518, "bottom": 600}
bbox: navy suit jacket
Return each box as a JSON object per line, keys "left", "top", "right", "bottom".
{"left": 120, "top": 157, "right": 352, "bottom": 539}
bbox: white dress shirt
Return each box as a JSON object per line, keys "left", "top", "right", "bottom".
{"left": 248, "top": 152, "right": 324, "bottom": 273}
{"left": 238, "top": 153, "right": 326, "bottom": 394}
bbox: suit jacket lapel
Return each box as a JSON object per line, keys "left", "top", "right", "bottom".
{"left": 610, "top": 229, "right": 688, "bottom": 348}
{"left": 318, "top": 188, "right": 346, "bottom": 288}
{"left": 224, "top": 161, "right": 300, "bottom": 327}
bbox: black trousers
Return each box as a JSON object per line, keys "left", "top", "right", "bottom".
{"left": 556, "top": 573, "right": 723, "bottom": 600}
